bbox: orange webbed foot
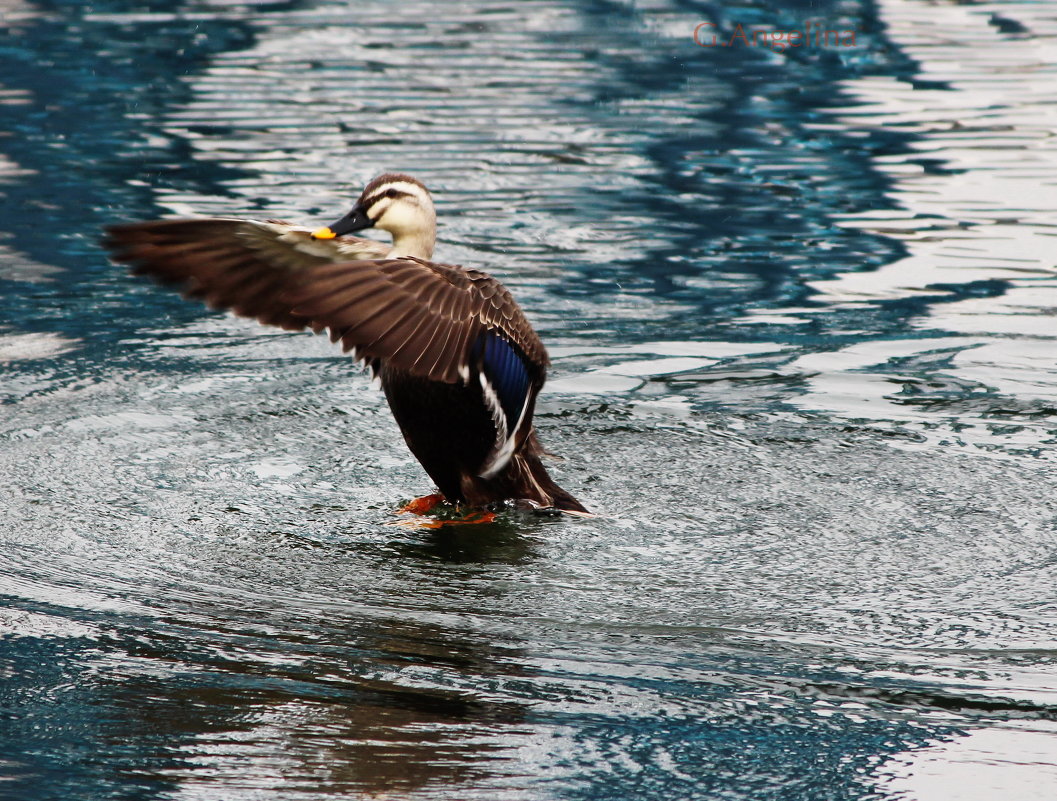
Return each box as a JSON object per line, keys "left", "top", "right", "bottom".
{"left": 417, "top": 510, "right": 497, "bottom": 529}
{"left": 389, "top": 508, "right": 497, "bottom": 530}
{"left": 397, "top": 493, "right": 445, "bottom": 515}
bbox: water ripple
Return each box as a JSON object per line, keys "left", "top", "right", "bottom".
{"left": 2, "top": 0, "right": 1057, "bottom": 799}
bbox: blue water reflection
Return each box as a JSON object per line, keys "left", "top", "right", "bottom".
{"left": 2, "top": 1, "right": 1056, "bottom": 799}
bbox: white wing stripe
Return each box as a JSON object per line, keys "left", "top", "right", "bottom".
{"left": 478, "top": 372, "right": 516, "bottom": 479}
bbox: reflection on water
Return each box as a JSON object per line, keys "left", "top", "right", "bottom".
{"left": 798, "top": 0, "right": 1057, "bottom": 455}
{"left": 1, "top": 0, "right": 1056, "bottom": 799}
{"left": 882, "top": 722, "right": 1057, "bottom": 801}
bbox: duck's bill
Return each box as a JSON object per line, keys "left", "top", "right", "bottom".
{"left": 311, "top": 205, "right": 373, "bottom": 239}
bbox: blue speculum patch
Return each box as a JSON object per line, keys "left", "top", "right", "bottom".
{"left": 2, "top": 1, "right": 1057, "bottom": 799}
{"left": 474, "top": 330, "right": 531, "bottom": 432}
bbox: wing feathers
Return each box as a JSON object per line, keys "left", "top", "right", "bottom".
{"left": 105, "top": 218, "right": 548, "bottom": 386}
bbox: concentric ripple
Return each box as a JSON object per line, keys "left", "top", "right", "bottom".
{"left": 1, "top": 0, "right": 1056, "bottom": 799}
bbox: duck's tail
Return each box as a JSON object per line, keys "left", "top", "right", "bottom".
{"left": 521, "top": 452, "right": 591, "bottom": 514}
{"left": 461, "top": 432, "right": 590, "bottom": 514}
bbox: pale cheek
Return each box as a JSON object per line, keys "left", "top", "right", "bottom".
{"left": 378, "top": 206, "right": 418, "bottom": 234}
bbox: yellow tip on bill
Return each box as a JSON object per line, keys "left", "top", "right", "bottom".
{"left": 311, "top": 227, "right": 336, "bottom": 240}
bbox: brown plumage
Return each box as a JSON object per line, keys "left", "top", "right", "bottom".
{"left": 104, "top": 173, "right": 588, "bottom": 515}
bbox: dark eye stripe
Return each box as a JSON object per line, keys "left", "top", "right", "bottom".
{"left": 363, "top": 188, "right": 414, "bottom": 210}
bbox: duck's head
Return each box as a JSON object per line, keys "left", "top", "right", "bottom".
{"left": 312, "top": 173, "right": 436, "bottom": 259}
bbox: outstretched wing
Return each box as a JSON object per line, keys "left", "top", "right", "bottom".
{"left": 104, "top": 218, "right": 549, "bottom": 386}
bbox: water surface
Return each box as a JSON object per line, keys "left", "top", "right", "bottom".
{"left": 2, "top": 1, "right": 1056, "bottom": 799}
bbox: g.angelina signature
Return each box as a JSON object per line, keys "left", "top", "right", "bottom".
{"left": 694, "top": 21, "right": 858, "bottom": 52}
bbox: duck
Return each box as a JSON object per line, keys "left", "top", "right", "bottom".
{"left": 104, "top": 173, "right": 590, "bottom": 520}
